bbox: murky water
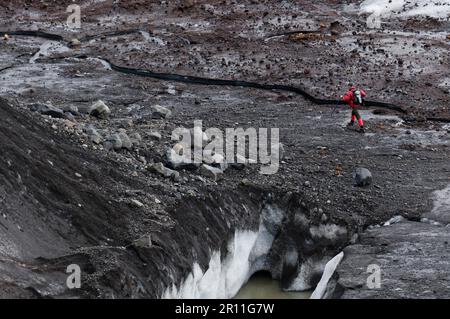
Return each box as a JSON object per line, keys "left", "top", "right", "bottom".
{"left": 234, "top": 272, "right": 311, "bottom": 299}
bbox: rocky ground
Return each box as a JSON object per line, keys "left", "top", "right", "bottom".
{"left": 0, "top": 0, "right": 449, "bottom": 298}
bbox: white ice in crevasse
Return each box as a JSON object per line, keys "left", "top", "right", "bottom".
{"left": 286, "top": 257, "right": 328, "bottom": 292}
{"left": 162, "top": 221, "right": 276, "bottom": 299}
{"left": 162, "top": 205, "right": 347, "bottom": 298}
{"left": 360, "top": 0, "right": 450, "bottom": 19}
{"left": 310, "top": 252, "right": 344, "bottom": 299}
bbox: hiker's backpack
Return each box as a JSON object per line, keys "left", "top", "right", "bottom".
{"left": 353, "top": 90, "right": 364, "bottom": 105}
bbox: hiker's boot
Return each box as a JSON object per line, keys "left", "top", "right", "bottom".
{"left": 347, "top": 121, "right": 355, "bottom": 127}
{"left": 359, "top": 126, "right": 365, "bottom": 134}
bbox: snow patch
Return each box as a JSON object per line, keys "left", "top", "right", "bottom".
{"left": 310, "top": 252, "right": 344, "bottom": 299}
{"left": 360, "top": 0, "right": 450, "bottom": 19}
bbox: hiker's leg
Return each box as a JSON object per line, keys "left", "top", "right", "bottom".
{"left": 354, "top": 109, "right": 364, "bottom": 127}
{"left": 349, "top": 109, "right": 356, "bottom": 125}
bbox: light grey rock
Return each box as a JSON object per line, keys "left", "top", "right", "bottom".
{"left": 61, "top": 105, "right": 79, "bottom": 115}
{"left": 199, "top": 164, "right": 223, "bottom": 181}
{"left": 148, "top": 131, "right": 162, "bottom": 140}
{"left": 88, "top": 100, "right": 111, "bottom": 119}
{"left": 118, "top": 132, "right": 132, "bottom": 150}
{"left": 69, "top": 38, "right": 81, "bottom": 48}
{"left": 353, "top": 167, "right": 372, "bottom": 187}
{"left": 166, "top": 145, "right": 199, "bottom": 170}
{"left": 151, "top": 105, "right": 172, "bottom": 119}
{"left": 85, "top": 125, "right": 102, "bottom": 144}
{"left": 105, "top": 133, "right": 122, "bottom": 151}
{"left": 129, "top": 132, "right": 142, "bottom": 147}
{"left": 31, "top": 104, "right": 65, "bottom": 119}
{"left": 148, "top": 162, "right": 180, "bottom": 181}
{"left": 130, "top": 199, "right": 144, "bottom": 208}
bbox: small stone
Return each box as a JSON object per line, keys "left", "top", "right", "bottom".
{"left": 148, "top": 131, "right": 162, "bottom": 140}
{"left": 166, "top": 145, "right": 198, "bottom": 170}
{"left": 199, "top": 164, "right": 223, "bottom": 181}
{"left": 31, "top": 104, "right": 65, "bottom": 119}
{"left": 148, "top": 162, "right": 180, "bottom": 181}
{"left": 105, "top": 133, "right": 122, "bottom": 151}
{"left": 138, "top": 156, "right": 147, "bottom": 165}
{"left": 62, "top": 104, "right": 79, "bottom": 115}
{"left": 129, "top": 132, "right": 142, "bottom": 147}
{"left": 150, "top": 105, "right": 172, "bottom": 119}
{"left": 88, "top": 100, "right": 111, "bottom": 119}
{"left": 69, "top": 38, "right": 81, "bottom": 48}
{"left": 353, "top": 167, "right": 372, "bottom": 187}
{"left": 85, "top": 125, "right": 102, "bottom": 144}
{"left": 130, "top": 199, "right": 144, "bottom": 208}
{"left": 118, "top": 132, "right": 132, "bottom": 150}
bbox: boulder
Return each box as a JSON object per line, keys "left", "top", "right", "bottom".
{"left": 69, "top": 38, "right": 81, "bottom": 48}
{"left": 353, "top": 167, "right": 372, "bottom": 187}
{"left": 105, "top": 133, "right": 122, "bottom": 151}
{"left": 88, "top": 100, "right": 111, "bottom": 119}
{"left": 62, "top": 105, "right": 79, "bottom": 116}
{"left": 166, "top": 145, "right": 198, "bottom": 170}
{"left": 203, "top": 152, "right": 227, "bottom": 171}
{"left": 118, "top": 131, "right": 132, "bottom": 150}
{"left": 148, "top": 162, "right": 180, "bottom": 181}
{"left": 85, "top": 125, "right": 102, "bottom": 144}
{"left": 129, "top": 132, "right": 142, "bottom": 147}
{"left": 199, "top": 164, "right": 223, "bottom": 181}
{"left": 130, "top": 199, "right": 144, "bottom": 208}
{"left": 148, "top": 131, "right": 162, "bottom": 140}
{"left": 31, "top": 104, "right": 65, "bottom": 119}
{"left": 150, "top": 105, "right": 172, "bottom": 119}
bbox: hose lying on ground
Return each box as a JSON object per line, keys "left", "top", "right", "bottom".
{"left": 4, "top": 29, "right": 448, "bottom": 119}
{"left": 101, "top": 58, "right": 407, "bottom": 114}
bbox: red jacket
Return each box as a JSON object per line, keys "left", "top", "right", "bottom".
{"left": 342, "top": 87, "right": 366, "bottom": 109}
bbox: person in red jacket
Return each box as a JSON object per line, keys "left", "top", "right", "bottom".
{"left": 342, "top": 85, "right": 366, "bottom": 133}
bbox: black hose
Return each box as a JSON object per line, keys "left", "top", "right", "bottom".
{"left": 103, "top": 58, "right": 407, "bottom": 114}
{"left": 0, "top": 30, "right": 64, "bottom": 41}
{"left": 80, "top": 29, "right": 142, "bottom": 42}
